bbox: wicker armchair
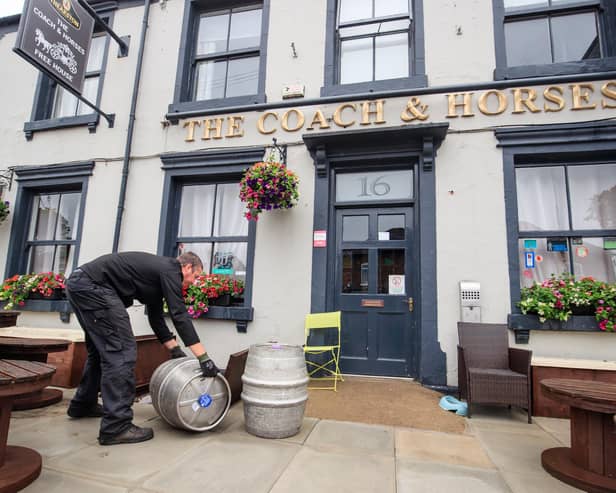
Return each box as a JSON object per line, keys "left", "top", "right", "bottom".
{"left": 457, "top": 322, "right": 532, "bottom": 423}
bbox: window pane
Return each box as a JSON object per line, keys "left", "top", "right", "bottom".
{"left": 505, "top": 18, "right": 551, "bottom": 66}
{"left": 52, "top": 87, "right": 78, "bottom": 118}
{"left": 178, "top": 242, "right": 212, "bottom": 274}
{"left": 516, "top": 167, "right": 569, "bottom": 231}
{"left": 212, "top": 242, "right": 248, "bottom": 282}
{"left": 55, "top": 193, "right": 81, "bottom": 240}
{"left": 568, "top": 164, "right": 616, "bottom": 230}
{"left": 31, "top": 194, "right": 60, "bottom": 241}
{"left": 29, "top": 245, "right": 55, "bottom": 273}
{"left": 86, "top": 36, "right": 106, "bottom": 72}
{"left": 552, "top": 12, "right": 599, "bottom": 62}
{"left": 343, "top": 216, "right": 369, "bottom": 241}
{"left": 340, "top": 38, "right": 373, "bottom": 84}
{"left": 336, "top": 170, "right": 414, "bottom": 202}
{"left": 340, "top": 19, "right": 409, "bottom": 37}
{"left": 76, "top": 77, "right": 99, "bottom": 116}
{"left": 226, "top": 56, "right": 259, "bottom": 97}
{"left": 339, "top": 0, "right": 372, "bottom": 23}
{"left": 573, "top": 238, "right": 616, "bottom": 283}
{"left": 53, "top": 244, "right": 74, "bottom": 274}
{"left": 518, "top": 238, "right": 570, "bottom": 287}
{"left": 342, "top": 249, "right": 368, "bottom": 292}
{"left": 504, "top": 0, "right": 547, "bottom": 10}
{"left": 196, "top": 12, "right": 230, "bottom": 55}
{"left": 375, "top": 0, "right": 409, "bottom": 17}
{"left": 194, "top": 60, "right": 227, "bottom": 101}
{"left": 213, "top": 183, "right": 248, "bottom": 237}
{"left": 378, "top": 215, "right": 405, "bottom": 240}
{"left": 378, "top": 249, "right": 405, "bottom": 294}
{"left": 179, "top": 185, "right": 215, "bottom": 237}
{"left": 229, "top": 9, "right": 262, "bottom": 51}
{"left": 375, "top": 33, "right": 408, "bottom": 80}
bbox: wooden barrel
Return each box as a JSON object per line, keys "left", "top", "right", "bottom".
{"left": 241, "top": 343, "right": 309, "bottom": 439}
{"left": 149, "top": 357, "right": 231, "bottom": 431}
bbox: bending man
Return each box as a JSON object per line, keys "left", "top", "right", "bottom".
{"left": 65, "top": 251, "right": 219, "bottom": 445}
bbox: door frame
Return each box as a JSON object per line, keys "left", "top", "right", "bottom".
{"left": 303, "top": 124, "right": 449, "bottom": 386}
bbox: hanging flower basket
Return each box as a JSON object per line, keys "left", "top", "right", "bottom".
{"left": 239, "top": 161, "right": 299, "bottom": 221}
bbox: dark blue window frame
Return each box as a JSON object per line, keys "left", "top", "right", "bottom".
{"left": 167, "top": 0, "right": 270, "bottom": 118}
{"left": 158, "top": 147, "right": 263, "bottom": 332}
{"left": 3, "top": 162, "right": 94, "bottom": 317}
{"left": 321, "top": 0, "right": 427, "bottom": 97}
{"left": 492, "top": 0, "right": 616, "bottom": 80}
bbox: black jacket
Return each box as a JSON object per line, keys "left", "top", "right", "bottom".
{"left": 81, "top": 252, "right": 200, "bottom": 346}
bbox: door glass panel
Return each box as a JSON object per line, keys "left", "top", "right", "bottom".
{"left": 343, "top": 216, "right": 369, "bottom": 241}
{"left": 378, "top": 249, "right": 405, "bottom": 294}
{"left": 342, "top": 249, "right": 368, "bottom": 293}
{"left": 378, "top": 214, "right": 405, "bottom": 240}
{"left": 516, "top": 167, "right": 569, "bottom": 231}
{"left": 336, "top": 170, "right": 413, "bottom": 202}
{"left": 568, "top": 164, "right": 616, "bottom": 230}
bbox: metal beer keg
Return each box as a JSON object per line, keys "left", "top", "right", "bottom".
{"left": 241, "top": 343, "right": 309, "bottom": 439}
{"left": 150, "top": 357, "right": 231, "bottom": 432}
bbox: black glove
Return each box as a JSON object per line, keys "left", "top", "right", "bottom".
{"left": 170, "top": 346, "right": 187, "bottom": 359}
{"left": 198, "top": 353, "right": 220, "bottom": 378}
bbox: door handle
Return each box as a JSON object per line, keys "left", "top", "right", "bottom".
{"left": 406, "top": 297, "right": 414, "bottom": 312}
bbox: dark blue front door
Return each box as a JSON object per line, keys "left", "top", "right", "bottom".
{"left": 335, "top": 207, "right": 416, "bottom": 377}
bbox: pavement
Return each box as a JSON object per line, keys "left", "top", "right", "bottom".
{"left": 7, "top": 389, "right": 582, "bottom": 493}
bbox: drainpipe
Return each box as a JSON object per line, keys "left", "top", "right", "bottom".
{"left": 112, "top": 0, "right": 152, "bottom": 252}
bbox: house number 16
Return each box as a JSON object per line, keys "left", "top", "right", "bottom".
{"left": 358, "top": 175, "right": 391, "bottom": 197}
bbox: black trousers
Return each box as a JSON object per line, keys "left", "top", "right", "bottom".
{"left": 66, "top": 270, "right": 137, "bottom": 436}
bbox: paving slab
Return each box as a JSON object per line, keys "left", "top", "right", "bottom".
{"left": 270, "top": 445, "right": 395, "bottom": 493}
{"left": 533, "top": 417, "right": 570, "bottom": 446}
{"left": 499, "top": 470, "right": 583, "bottom": 492}
{"left": 45, "top": 417, "right": 215, "bottom": 484}
{"left": 142, "top": 433, "right": 300, "bottom": 493}
{"left": 396, "top": 459, "right": 511, "bottom": 493}
{"left": 21, "top": 469, "right": 128, "bottom": 493}
{"left": 395, "top": 428, "right": 495, "bottom": 469}
{"left": 304, "top": 419, "right": 394, "bottom": 457}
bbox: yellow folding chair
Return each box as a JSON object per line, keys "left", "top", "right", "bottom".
{"left": 303, "top": 311, "right": 343, "bottom": 391}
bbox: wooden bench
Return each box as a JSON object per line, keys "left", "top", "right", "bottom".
{"left": 0, "top": 359, "right": 56, "bottom": 493}
{"left": 541, "top": 378, "right": 616, "bottom": 493}
{"left": 532, "top": 357, "right": 616, "bottom": 418}
{"left": 0, "top": 336, "right": 70, "bottom": 410}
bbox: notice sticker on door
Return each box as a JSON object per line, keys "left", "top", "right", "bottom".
{"left": 524, "top": 251, "right": 535, "bottom": 268}
{"left": 389, "top": 275, "right": 405, "bottom": 295}
{"left": 313, "top": 230, "right": 327, "bottom": 248}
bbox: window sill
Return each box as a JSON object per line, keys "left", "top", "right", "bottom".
{"left": 167, "top": 94, "right": 266, "bottom": 123}
{"left": 508, "top": 313, "right": 605, "bottom": 344}
{"left": 23, "top": 113, "right": 100, "bottom": 140}
{"left": 494, "top": 57, "right": 616, "bottom": 81}
{"left": 320, "top": 75, "right": 428, "bottom": 97}
{"left": 1, "top": 300, "right": 72, "bottom": 323}
{"left": 168, "top": 305, "right": 254, "bottom": 333}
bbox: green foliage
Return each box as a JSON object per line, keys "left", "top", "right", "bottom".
{"left": 0, "top": 272, "right": 66, "bottom": 310}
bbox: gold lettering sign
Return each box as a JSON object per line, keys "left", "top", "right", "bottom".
{"left": 181, "top": 81, "right": 616, "bottom": 143}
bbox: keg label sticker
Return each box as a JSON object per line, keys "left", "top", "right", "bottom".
{"left": 198, "top": 394, "right": 213, "bottom": 408}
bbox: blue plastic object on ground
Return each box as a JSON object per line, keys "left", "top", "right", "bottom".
{"left": 439, "top": 395, "right": 468, "bottom": 416}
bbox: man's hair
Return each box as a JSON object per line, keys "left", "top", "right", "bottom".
{"left": 177, "top": 251, "right": 203, "bottom": 273}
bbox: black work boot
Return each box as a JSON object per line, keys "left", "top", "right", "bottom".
{"left": 98, "top": 424, "right": 154, "bottom": 446}
{"left": 67, "top": 403, "right": 104, "bottom": 418}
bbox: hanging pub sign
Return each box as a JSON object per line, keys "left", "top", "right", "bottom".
{"left": 13, "top": 0, "right": 94, "bottom": 94}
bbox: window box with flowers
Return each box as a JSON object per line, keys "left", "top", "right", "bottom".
{"left": 0, "top": 200, "right": 9, "bottom": 225}
{"left": 0, "top": 273, "right": 70, "bottom": 316}
{"left": 509, "top": 275, "right": 616, "bottom": 343}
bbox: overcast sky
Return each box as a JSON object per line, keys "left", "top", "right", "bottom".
{"left": 0, "top": 0, "right": 24, "bottom": 18}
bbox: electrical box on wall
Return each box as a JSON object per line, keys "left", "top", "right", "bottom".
{"left": 459, "top": 281, "right": 481, "bottom": 323}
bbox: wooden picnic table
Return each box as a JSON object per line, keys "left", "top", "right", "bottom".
{"left": 541, "top": 378, "right": 616, "bottom": 493}
{"left": 0, "top": 336, "right": 70, "bottom": 410}
{"left": 0, "top": 359, "right": 56, "bottom": 493}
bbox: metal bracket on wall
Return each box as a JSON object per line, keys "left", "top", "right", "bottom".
{"left": 271, "top": 138, "right": 288, "bottom": 165}
{"left": 0, "top": 168, "right": 14, "bottom": 191}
